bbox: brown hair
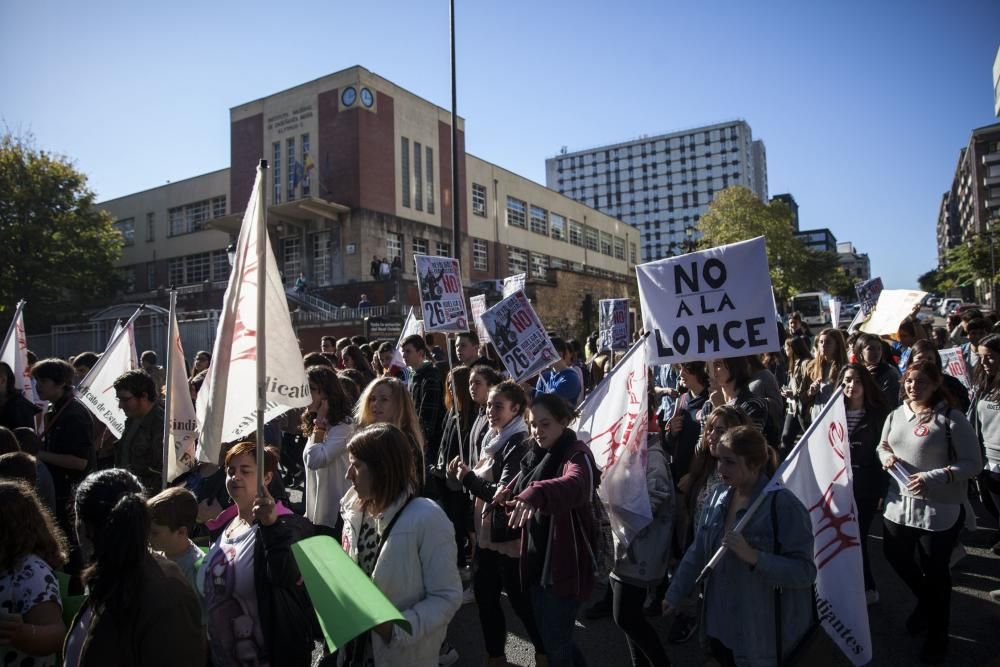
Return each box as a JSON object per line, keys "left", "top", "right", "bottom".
{"left": 355, "top": 376, "right": 425, "bottom": 452}
{"left": 0, "top": 481, "right": 69, "bottom": 570}
{"left": 902, "top": 360, "right": 954, "bottom": 413}
{"left": 809, "top": 328, "right": 848, "bottom": 384}
{"left": 301, "top": 364, "right": 353, "bottom": 436}
{"left": 347, "top": 423, "right": 415, "bottom": 512}
{"left": 490, "top": 380, "right": 530, "bottom": 416}
{"left": 0, "top": 451, "right": 37, "bottom": 484}
{"left": 224, "top": 440, "right": 280, "bottom": 477}
{"left": 685, "top": 405, "right": 752, "bottom": 496}
{"left": 720, "top": 425, "right": 779, "bottom": 475}
{"left": 444, "top": 366, "right": 473, "bottom": 429}
{"left": 148, "top": 486, "right": 199, "bottom": 535}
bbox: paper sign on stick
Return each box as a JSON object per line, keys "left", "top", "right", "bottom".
{"left": 636, "top": 236, "right": 779, "bottom": 364}
{"left": 598, "top": 299, "right": 630, "bottom": 352}
{"left": 939, "top": 347, "right": 972, "bottom": 395}
{"left": 855, "top": 277, "right": 883, "bottom": 316}
{"left": 829, "top": 298, "right": 842, "bottom": 328}
{"left": 414, "top": 254, "right": 469, "bottom": 333}
{"left": 291, "top": 536, "right": 410, "bottom": 652}
{"left": 501, "top": 273, "right": 526, "bottom": 298}
{"left": 470, "top": 294, "right": 489, "bottom": 343}
{"left": 859, "top": 289, "right": 926, "bottom": 336}
{"left": 480, "top": 291, "right": 557, "bottom": 382}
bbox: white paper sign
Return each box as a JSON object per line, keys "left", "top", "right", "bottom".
{"left": 480, "top": 291, "right": 557, "bottom": 382}
{"left": 830, "top": 298, "right": 842, "bottom": 328}
{"left": 501, "top": 273, "right": 526, "bottom": 298}
{"left": 636, "top": 236, "right": 779, "bottom": 364}
{"left": 414, "top": 254, "right": 469, "bottom": 333}
{"left": 859, "top": 289, "right": 927, "bottom": 336}
{"left": 939, "top": 347, "right": 972, "bottom": 394}
{"left": 598, "top": 299, "right": 630, "bottom": 352}
{"left": 469, "top": 294, "right": 489, "bottom": 343}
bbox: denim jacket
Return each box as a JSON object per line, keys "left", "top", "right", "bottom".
{"left": 666, "top": 476, "right": 816, "bottom": 667}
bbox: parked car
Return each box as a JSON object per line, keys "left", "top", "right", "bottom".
{"left": 954, "top": 303, "right": 984, "bottom": 317}
{"left": 926, "top": 297, "right": 942, "bottom": 308}
{"left": 938, "top": 298, "right": 963, "bottom": 316}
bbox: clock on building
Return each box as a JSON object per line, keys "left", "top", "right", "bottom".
{"left": 360, "top": 87, "right": 374, "bottom": 108}
{"left": 341, "top": 86, "right": 357, "bottom": 107}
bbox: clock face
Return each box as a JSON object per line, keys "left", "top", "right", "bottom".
{"left": 341, "top": 87, "right": 357, "bottom": 107}
{"left": 360, "top": 87, "right": 374, "bottom": 108}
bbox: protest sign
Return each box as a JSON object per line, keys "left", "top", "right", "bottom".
{"left": 859, "top": 289, "right": 926, "bottom": 336}
{"left": 164, "top": 293, "right": 198, "bottom": 483}
{"left": 470, "top": 294, "right": 489, "bottom": 342}
{"left": 855, "top": 277, "right": 883, "bottom": 316}
{"left": 765, "top": 390, "right": 872, "bottom": 665}
{"left": 502, "top": 273, "right": 526, "bottom": 298}
{"left": 598, "top": 298, "right": 630, "bottom": 352}
{"left": 636, "top": 236, "right": 779, "bottom": 364}
{"left": 939, "top": 347, "right": 972, "bottom": 395}
{"left": 389, "top": 307, "right": 424, "bottom": 374}
{"left": 292, "top": 536, "right": 410, "bottom": 652}
{"left": 414, "top": 254, "right": 469, "bottom": 333}
{"left": 77, "top": 311, "right": 142, "bottom": 438}
{"left": 480, "top": 291, "right": 557, "bottom": 382}
{"left": 829, "top": 298, "right": 842, "bottom": 328}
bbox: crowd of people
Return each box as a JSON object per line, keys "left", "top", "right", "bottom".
{"left": 0, "top": 304, "right": 998, "bottom": 666}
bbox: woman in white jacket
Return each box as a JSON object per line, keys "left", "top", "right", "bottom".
{"left": 302, "top": 364, "right": 354, "bottom": 539}
{"left": 340, "top": 423, "right": 463, "bottom": 667}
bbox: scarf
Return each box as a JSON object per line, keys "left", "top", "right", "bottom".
{"left": 482, "top": 415, "right": 528, "bottom": 459}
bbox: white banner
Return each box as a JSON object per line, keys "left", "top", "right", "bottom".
{"left": 501, "top": 273, "right": 526, "bottom": 298}
{"left": 76, "top": 311, "right": 142, "bottom": 438}
{"left": 469, "top": 294, "right": 489, "bottom": 343}
{"left": 637, "top": 237, "right": 779, "bottom": 364}
{"left": 939, "top": 346, "right": 972, "bottom": 394}
{"left": 480, "top": 291, "right": 557, "bottom": 383}
{"left": 829, "top": 298, "right": 842, "bottom": 328}
{"left": 764, "top": 390, "right": 872, "bottom": 666}
{"left": 165, "top": 298, "right": 198, "bottom": 482}
{"left": 390, "top": 307, "right": 424, "bottom": 374}
{"left": 598, "top": 298, "right": 630, "bottom": 352}
{"left": 573, "top": 339, "right": 652, "bottom": 545}
{"left": 0, "top": 301, "right": 39, "bottom": 405}
{"left": 414, "top": 254, "right": 469, "bottom": 333}
{"left": 196, "top": 165, "right": 311, "bottom": 463}
{"left": 859, "top": 289, "right": 926, "bottom": 336}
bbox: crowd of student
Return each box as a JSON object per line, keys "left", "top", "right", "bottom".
{"left": 0, "top": 305, "right": 998, "bottom": 666}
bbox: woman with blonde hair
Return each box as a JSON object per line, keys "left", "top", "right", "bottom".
{"left": 355, "top": 376, "right": 426, "bottom": 494}
{"left": 805, "top": 327, "right": 848, "bottom": 420}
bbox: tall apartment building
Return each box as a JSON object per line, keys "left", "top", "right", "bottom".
{"left": 936, "top": 122, "right": 1000, "bottom": 268}
{"left": 544, "top": 120, "right": 768, "bottom": 262}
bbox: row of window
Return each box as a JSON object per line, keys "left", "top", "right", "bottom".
{"left": 272, "top": 134, "right": 311, "bottom": 204}
{"left": 384, "top": 232, "right": 452, "bottom": 272}
{"left": 557, "top": 150, "right": 743, "bottom": 177}
{"left": 400, "top": 137, "right": 435, "bottom": 214}
{"left": 167, "top": 249, "right": 230, "bottom": 287}
{"left": 555, "top": 130, "right": 744, "bottom": 167}
{"left": 499, "top": 194, "right": 631, "bottom": 261}
{"left": 167, "top": 196, "right": 227, "bottom": 237}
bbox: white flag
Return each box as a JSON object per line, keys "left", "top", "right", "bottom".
{"left": 76, "top": 310, "right": 142, "bottom": 438}
{"left": 390, "top": 307, "right": 424, "bottom": 374}
{"left": 165, "top": 298, "right": 198, "bottom": 482}
{"left": 196, "top": 165, "right": 310, "bottom": 464}
{"left": 0, "top": 301, "right": 39, "bottom": 405}
{"left": 764, "top": 390, "right": 872, "bottom": 666}
{"left": 829, "top": 298, "right": 842, "bottom": 328}
{"left": 573, "top": 339, "right": 652, "bottom": 545}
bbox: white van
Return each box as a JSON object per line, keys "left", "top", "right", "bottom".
{"left": 937, "top": 298, "right": 961, "bottom": 317}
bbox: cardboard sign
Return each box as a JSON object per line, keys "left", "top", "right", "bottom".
{"left": 636, "top": 236, "right": 779, "bottom": 364}
{"left": 859, "top": 289, "right": 926, "bottom": 336}
{"left": 469, "top": 294, "right": 489, "bottom": 342}
{"left": 598, "top": 298, "right": 630, "bottom": 351}
{"left": 414, "top": 254, "right": 469, "bottom": 333}
{"left": 855, "top": 277, "right": 883, "bottom": 316}
{"left": 479, "top": 291, "right": 557, "bottom": 382}
{"left": 502, "top": 273, "right": 526, "bottom": 298}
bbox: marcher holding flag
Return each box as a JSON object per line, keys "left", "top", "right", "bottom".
{"left": 878, "top": 360, "right": 981, "bottom": 664}
{"left": 664, "top": 426, "right": 815, "bottom": 667}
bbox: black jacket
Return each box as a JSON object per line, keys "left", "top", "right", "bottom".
{"left": 411, "top": 361, "right": 444, "bottom": 451}
{"left": 0, "top": 391, "right": 39, "bottom": 430}
{"left": 462, "top": 429, "right": 529, "bottom": 542}
{"left": 849, "top": 405, "right": 890, "bottom": 499}
{"left": 209, "top": 511, "right": 316, "bottom": 666}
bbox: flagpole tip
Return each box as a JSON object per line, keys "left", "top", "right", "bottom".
{"left": 259, "top": 159, "right": 268, "bottom": 169}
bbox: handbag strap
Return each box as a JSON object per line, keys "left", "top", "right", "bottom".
{"left": 374, "top": 495, "right": 414, "bottom": 564}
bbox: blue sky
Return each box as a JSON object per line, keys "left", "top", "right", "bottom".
{"left": 2, "top": 0, "right": 999, "bottom": 290}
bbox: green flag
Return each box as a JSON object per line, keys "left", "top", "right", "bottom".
{"left": 291, "top": 535, "right": 411, "bottom": 652}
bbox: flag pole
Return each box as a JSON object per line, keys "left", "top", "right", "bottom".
{"left": 256, "top": 159, "right": 269, "bottom": 495}
{"left": 695, "top": 386, "right": 846, "bottom": 584}
{"left": 162, "top": 290, "right": 177, "bottom": 490}
{"left": 0, "top": 300, "right": 27, "bottom": 360}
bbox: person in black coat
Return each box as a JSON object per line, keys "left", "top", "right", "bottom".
{"left": 0, "top": 361, "right": 40, "bottom": 431}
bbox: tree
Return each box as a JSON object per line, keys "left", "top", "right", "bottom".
{"left": 0, "top": 133, "right": 122, "bottom": 327}
{"left": 696, "top": 186, "right": 819, "bottom": 307}
{"left": 917, "top": 268, "right": 941, "bottom": 293}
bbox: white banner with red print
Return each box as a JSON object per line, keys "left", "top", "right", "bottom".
{"left": 939, "top": 346, "right": 972, "bottom": 397}
{"left": 573, "top": 338, "right": 652, "bottom": 545}
{"left": 479, "top": 291, "right": 557, "bottom": 383}
{"left": 415, "top": 254, "right": 469, "bottom": 333}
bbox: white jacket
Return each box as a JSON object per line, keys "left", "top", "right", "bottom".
{"left": 340, "top": 489, "right": 463, "bottom": 667}
{"left": 302, "top": 420, "right": 353, "bottom": 529}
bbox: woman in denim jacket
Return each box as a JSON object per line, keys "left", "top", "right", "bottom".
{"left": 664, "top": 426, "right": 815, "bottom": 667}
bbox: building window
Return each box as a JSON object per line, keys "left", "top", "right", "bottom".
{"left": 412, "top": 237, "right": 428, "bottom": 257}
{"left": 167, "top": 250, "right": 228, "bottom": 286}
{"left": 145, "top": 212, "right": 155, "bottom": 242}
{"left": 585, "top": 226, "right": 599, "bottom": 252}
{"left": 506, "top": 196, "right": 527, "bottom": 228}
{"left": 272, "top": 142, "right": 282, "bottom": 204}
{"left": 414, "top": 142, "right": 423, "bottom": 211}
{"left": 472, "top": 182, "right": 487, "bottom": 217}
{"left": 550, "top": 213, "right": 566, "bottom": 241}
{"left": 530, "top": 205, "right": 548, "bottom": 235}
{"left": 286, "top": 137, "right": 296, "bottom": 201}
{"left": 212, "top": 196, "right": 226, "bottom": 218}
{"left": 211, "top": 251, "right": 229, "bottom": 282}
{"left": 387, "top": 232, "right": 403, "bottom": 268}
{"left": 146, "top": 263, "right": 157, "bottom": 290}
{"left": 167, "top": 199, "right": 215, "bottom": 236}
{"left": 282, "top": 237, "right": 302, "bottom": 279}
{"left": 301, "top": 133, "right": 311, "bottom": 197}
{"left": 600, "top": 231, "right": 613, "bottom": 256}
{"left": 531, "top": 253, "right": 549, "bottom": 279}
{"left": 630, "top": 242, "right": 638, "bottom": 264}
{"left": 436, "top": 241, "right": 451, "bottom": 257}
{"left": 121, "top": 266, "right": 136, "bottom": 293}
{"left": 426, "top": 147, "right": 434, "bottom": 214}
{"left": 401, "top": 138, "right": 410, "bottom": 208}
{"left": 508, "top": 247, "right": 528, "bottom": 275}
{"left": 569, "top": 219, "right": 584, "bottom": 246}
{"left": 473, "top": 238, "right": 488, "bottom": 271}
{"left": 312, "top": 232, "right": 330, "bottom": 285}
{"left": 614, "top": 237, "right": 625, "bottom": 260}
{"left": 114, "top": 218, "right": 135, "bottom": 247}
